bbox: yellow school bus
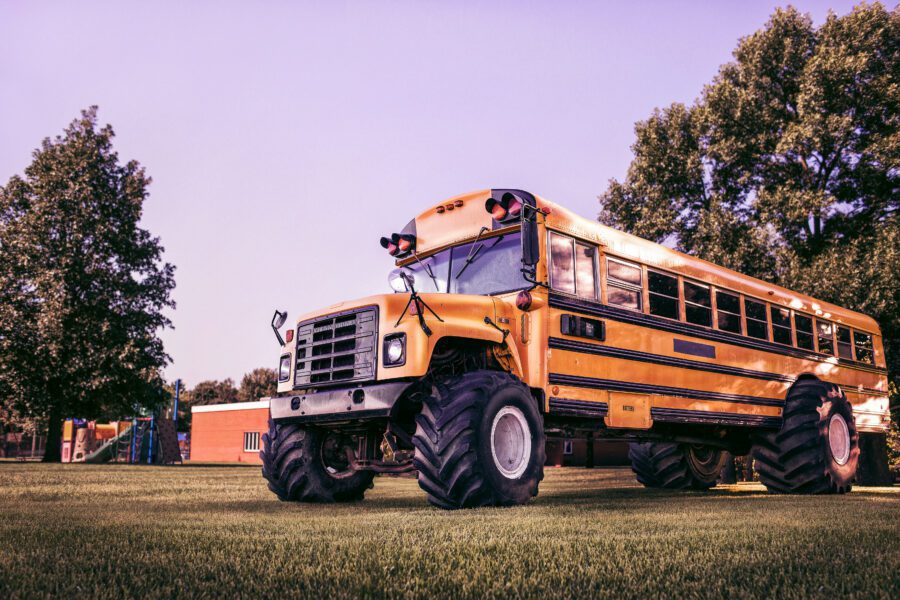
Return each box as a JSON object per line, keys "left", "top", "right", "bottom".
{"left": 262, "top": 189, "right": 890, "bottom": 508}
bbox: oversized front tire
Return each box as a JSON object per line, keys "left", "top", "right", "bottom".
{"left": 629, "top": 442, "right": 725, "bottom": 490}
{"left": 260, "top": 419, "right": 375, "bottom": 502}
{"left": 753, "top": 379, "right": 858, "bottom": 494}
{"left": 412, "top": 370, "right": 546, "bottom": 509}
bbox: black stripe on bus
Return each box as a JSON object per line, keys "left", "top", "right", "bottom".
{"left": 651, "top": 407, "right": 782, "bottom": 429}
{"left": 549, "top": 337, "right": 795, "bottom": 383}
{"left": 547, "top": 373, "right": 785, "bottom": 407}
{"left": 549, "top": 293, "right": 887, "bottom": 375}
{"left": 548, "top": 337, "right": 887, "bottom": 397}
{"left": 548, "top": 397, "right": 608, "bottom": 418}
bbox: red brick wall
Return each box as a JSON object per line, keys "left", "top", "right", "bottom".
{"left": 190, "top": 406, "right": 269, "bottom": 463}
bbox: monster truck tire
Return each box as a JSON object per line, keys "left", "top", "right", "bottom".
{"left": 412, "top": 370, "right": 545, "bottom": 509}
{"left": 260, "top": 419, "right": 375, "bottom": 502}
{"left": 629, "top": 442, "right": 725, "bottom": 490}
{"left": 752, "top": 379, "right": 858, "bottom": 494}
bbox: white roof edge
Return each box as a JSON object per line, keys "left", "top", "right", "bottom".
{"left": 191, "top": 399, "right": 271, "bottom": 413}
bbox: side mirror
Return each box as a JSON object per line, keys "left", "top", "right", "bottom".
{"left": 522, "top": 211, "right": 539, "bottom": 267}
{"left": 271, "top": 310, "right": 287, "bottom": 346}
{"left": 388, "top": 268, "right": 410, "bottom": 293}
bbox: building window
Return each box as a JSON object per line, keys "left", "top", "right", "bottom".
{"left": 606, "top": 257, "right": 642, "bottom": 311}
{"left": 772, "top": 307, "right": 792, "bottom": 346}
{"left": 817, "top": 320, "right": 835, "bottom": 355}
{"left": 683, "top": 280, "right": 711, "bottom": 327}
{"left": 795, "top": 314, "right": 815, "bottom": 350}
{"left": 648, "top": 270, "right": 679, "bottom": 320}
{"left": 745, "top": 299, "right": 769, "bottom": 340}
{"left": 563, "top": 440, "right": 573, "bottom": 455}
{"left": 836, "top": 327, "right": 853, "bottom": 359}
{"left": 243, "top": 431, "right": 260, "bottom": 452}
{"left": 716, "top": 290, "right": 741, "bottom": 334}
{"left": 854, "top": 332, "right": 874, "bottom": 364}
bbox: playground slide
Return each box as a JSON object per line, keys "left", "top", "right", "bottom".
{"left": 83, "top": 426, "right": 132, "bottom": 464}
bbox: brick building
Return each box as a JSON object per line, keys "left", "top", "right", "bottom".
{"left": 190, "top": 400, "right": 270, "bottom": 463}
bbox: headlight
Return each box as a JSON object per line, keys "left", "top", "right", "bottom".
{"left": 383, "top": 334, "right": 406, "bottom": 367}
{"left": 278, "top": 354, "right": 291, "bottom": 381}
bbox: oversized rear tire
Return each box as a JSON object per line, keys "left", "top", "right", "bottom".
{"left": 412, "top": 370, "right": 545, "bottom": 509}
{"left": 629, "top": 442, "right": 725, "bottom": 490}
{"left": 260, "top": 419, "right": 375, "bottom": 502}
{"left": 753, "top": 379, "right": 858, "bottom": 494}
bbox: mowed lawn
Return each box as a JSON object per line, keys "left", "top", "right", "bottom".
{"left": 0, "top": 463, "right": 898, "bottom": 599}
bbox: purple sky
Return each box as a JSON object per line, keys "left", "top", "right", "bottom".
{"left": 0, "top": 1, "right": 857, "bottom": 387}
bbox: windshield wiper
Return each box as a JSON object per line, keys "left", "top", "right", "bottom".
{"left": 411, "top": 253, "right": 440, "bottom": 291}
{"left": 394, "top": 272, "right": 444, "bottom": 336}
{"left": 454, "top": 227, "right": 491, "bottom": 280}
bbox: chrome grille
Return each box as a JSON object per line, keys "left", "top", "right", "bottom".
{"left": 294, "top": 306, "right": 377, "bottom": 388}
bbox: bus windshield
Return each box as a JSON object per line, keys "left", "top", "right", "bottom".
{"left": 392, "top": 232, "right": 529, "bottom": 296}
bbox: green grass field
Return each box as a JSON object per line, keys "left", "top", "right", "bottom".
{"left": 0, "top": 463, "right": 898, "bottom": 598}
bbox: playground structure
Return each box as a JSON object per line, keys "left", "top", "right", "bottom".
{"left": 60, "top": 380, "right": 184, "bottom": 465}
{"left": 61, "top": 417, "right": 181, "bottom": 464}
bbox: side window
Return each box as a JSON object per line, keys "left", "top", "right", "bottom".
{"left": 772, "top": 307, "right": 792, "bottom": 346}
{"left": 549, "top": 233, "right": 575, "bottom": 295}
{"left": 836, "top": 327, "right": 853, "bottom": 359}
{"left": 716, "top": 290, "right": 741, "bottom": 334}
{"left": 648, "top": 270, "right": 679, "bottom": 320}
{"left": 854, "top": 332, "right": 874, "bottom": 364}
{"left": 574, "top": 243, "right": 598, "bottom": 300}
{"left": 550, "top": 233, "right": 597, "bottom": 299}
{"left": 745, "top": 299, "right": 768, "bottom": 340}
{"left": 606, "top": 258, "right": 642, "bottom": 311}
{"left": 683, "top": 281, "right": 711, "bottom": 327}
{"left": 795, "top": 314, "right": 815, "bottom": 350}
{"left": 817, "top": 320, "right": 834, "bottom": 355}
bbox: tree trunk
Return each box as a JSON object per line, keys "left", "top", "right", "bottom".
{"left": 42, "top": 404, "right": 62, "bottom": 462}
{"left": 856, "top": 433, "right": 893, "bottom": 486}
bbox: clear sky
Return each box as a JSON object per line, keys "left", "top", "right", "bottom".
{"left": 0, "top": 0, "right": 858, "bottom": 387}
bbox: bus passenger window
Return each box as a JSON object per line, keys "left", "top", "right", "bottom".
{"left": 549, "top": 233, "right": 575, "bottom": 295}
{"left": 575, "top": 243, "right": 597, "bottom": 300}
{"left": 854, "top": 332, "right": 874, "bottom": 364}
{"left": 683, "top": 281, "right": 711, "bottom": 327}
{"left": 772, "top": 307, "right": 792, "bottom": 346}
{"left": 606, "top": 258, "right": 642, "bottom": 311}
{"left": 648, "top": 271, "right": 679, "bottom": 320}
{"left": 836, "top": 327, "right": 853, "bottom": 359}
{"left": 795, "top": 314, "right": 814, "bottom": 350}
{"left": 716, "top": 290, "right": 741, "bottom": 334}
{"left": 745, "top": 299, "right": 768, "bottom": 340}
{"left": 817, "top": 320, "right": 834, "bottom": 355}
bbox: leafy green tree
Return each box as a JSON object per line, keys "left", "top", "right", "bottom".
{"left": 238, "top": 368, "right": 277, "bottom": 402}
{"left": 600, "top": 3, "right": 899, "bottom": 386}
{"left": 188, "top": 379, "right": 238, "bottom": 406}
{"left": 0, "top": 107, "right": 176, "bottom": 461}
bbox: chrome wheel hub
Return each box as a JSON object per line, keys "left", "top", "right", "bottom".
{"left": 490, "top": 406, "right": 531, "bottom": 479}
{"left": 828, "top": 413, "right": 851, "bottom": 466}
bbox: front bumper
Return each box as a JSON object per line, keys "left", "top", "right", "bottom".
{"left": 270, "top": 381, "right": 413, "bottom": 424}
